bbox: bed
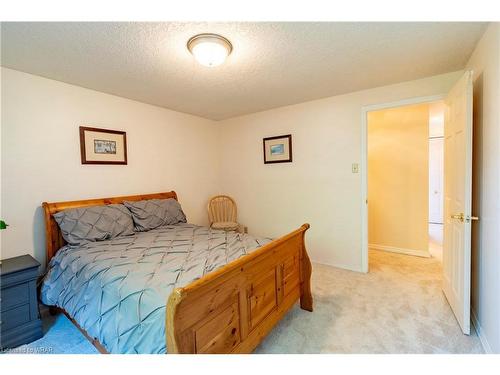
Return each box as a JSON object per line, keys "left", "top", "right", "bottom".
{"left": 40, "top": 191, "right": 312, "bottom": 354}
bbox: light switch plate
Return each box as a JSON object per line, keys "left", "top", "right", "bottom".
{"left": 352, "top": 163, "right": 359, "bottom": 173}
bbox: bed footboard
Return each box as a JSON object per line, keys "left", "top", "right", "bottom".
{"left": 166, "top": 223, "right": 312, "bottom": 354}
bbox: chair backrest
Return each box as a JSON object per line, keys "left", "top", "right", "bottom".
{"left": 208, "top": 195, "right": 237, "bottom": 224}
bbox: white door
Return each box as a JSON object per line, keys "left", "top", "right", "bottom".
{"left": 443, "top": 70, "right": 474, "bottom": 335}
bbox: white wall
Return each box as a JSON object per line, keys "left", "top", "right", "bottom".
{"left": 467, "top": 23, "right": 500, "bottom": 354}
{"left": 428, "top": 102, "right": 444, "bottom": 250}
{"left": 428, "top": 102, "right": 445, "bottom": 225}
{"left": 217, "top": 71, "right": 461, "bottom": 271}
{"left": 0, "top": 68, "right": 219, "bottom": 266}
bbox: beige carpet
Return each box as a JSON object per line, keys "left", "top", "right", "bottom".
{"left": 255, "top": 249, "right": 483, "bottom": 353}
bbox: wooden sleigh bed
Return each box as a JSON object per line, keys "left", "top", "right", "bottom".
{"left": 42, "top": 191, "right": 312, "bottom": 354}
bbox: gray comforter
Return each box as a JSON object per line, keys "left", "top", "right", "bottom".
{"left": 40, "top": 223, "right": 271, "bottom": 354}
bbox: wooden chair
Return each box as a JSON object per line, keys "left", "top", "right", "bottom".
{"left": 207, "top": 195, "right": 240, "bottom": 232}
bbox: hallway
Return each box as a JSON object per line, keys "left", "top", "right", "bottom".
{"left": 256, "top": 250, "right": 483, "bottom": 353}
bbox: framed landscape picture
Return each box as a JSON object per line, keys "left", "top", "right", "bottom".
{"left": 79, "top": 126, "right": 128, "bottom": 165}
{"left": 263, "top": 134, "right": 292, "bottom": 164}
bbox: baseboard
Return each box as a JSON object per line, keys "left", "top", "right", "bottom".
{"left": 369, "top": 243, "right": 430, "bottom": 258}
{"left": 311, "top": 260, "right": 364, "bottom": 273}
{"left": 471, "top": 308, "right": 493, "bottom": 354}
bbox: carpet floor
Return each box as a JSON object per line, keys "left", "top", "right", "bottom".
{"left": 6, "top": 249, "right": 483, "bottom": 354}
{"left": 255, "top": 250, "right": 483, "bottom": 353}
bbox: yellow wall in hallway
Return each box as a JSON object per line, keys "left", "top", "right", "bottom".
{"left": 368, "top": 104, "right": 429, "bottom": 253}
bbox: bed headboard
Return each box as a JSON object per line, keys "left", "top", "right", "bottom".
{"left": 42, "top": 191, "right": 178, "bottom": 264}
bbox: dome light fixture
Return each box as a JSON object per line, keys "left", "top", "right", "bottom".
{"left": 187, "top": 33, "right": 232, "bottom": 67}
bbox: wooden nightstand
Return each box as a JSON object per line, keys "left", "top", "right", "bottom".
{"left": 0, "top": 255, "right": 43, "bottom": 349}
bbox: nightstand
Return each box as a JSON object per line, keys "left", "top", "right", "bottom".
{"left": 0, "top": 255, "right": 43, "bottom": 349}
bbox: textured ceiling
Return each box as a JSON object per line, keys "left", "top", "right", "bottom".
{"left": 0, "top": 22, "right": 487, "bottom": 120}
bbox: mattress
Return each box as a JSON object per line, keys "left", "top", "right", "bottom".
{"left": 40, "top": 223, "right": 271, "bottom": 354}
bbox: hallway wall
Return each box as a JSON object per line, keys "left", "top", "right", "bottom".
{"left": 367, "top": 104, "right": 429, "bottom": 256}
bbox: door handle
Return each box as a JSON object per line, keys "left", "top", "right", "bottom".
{"left": 450, "top": 213, "right": 479, "bottom": 223}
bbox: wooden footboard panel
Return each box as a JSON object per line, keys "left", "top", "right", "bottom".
{"left": 166, "top": 223, "right": 312, "bottom": 354}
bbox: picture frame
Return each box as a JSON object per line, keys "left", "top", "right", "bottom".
{"left": 79, "top": 126, "right": 128, "bottom": 165}
{"left": 263, "top": 134, "right": 292, "bottom": 164}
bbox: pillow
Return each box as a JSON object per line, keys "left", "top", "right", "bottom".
{"left": 53, "top": 204, "right": 135, "bottom": 246}
{"left": 123, "top": 198, "right": 187, "bottom": 231}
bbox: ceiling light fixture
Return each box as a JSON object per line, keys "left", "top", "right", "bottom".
{"left": 187, "top": 33, "right": 232, "bottom": 67}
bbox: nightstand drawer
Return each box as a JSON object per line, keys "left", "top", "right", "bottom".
{"left": 1, "top": 283, "right": 29, "bottom": 311}
{"left": 1, "top": 303, "right": 31, "bottom": 331}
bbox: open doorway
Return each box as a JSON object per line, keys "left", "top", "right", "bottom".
{"left": 362, "top": 98, "right": 445, "bottom": 266}
{"left": 360, "top": 72, "right": 474, "bottom": 335}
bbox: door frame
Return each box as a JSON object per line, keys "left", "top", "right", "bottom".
{"left": 360, "top": 94, "right": 445, "bottom": 273}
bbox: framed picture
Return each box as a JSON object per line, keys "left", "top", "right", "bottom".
{"left": 79, "top": 126, "right": 128, "bottom": 165}
{"left": 263, "top": 134, "right": 292, "bottom": 164}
